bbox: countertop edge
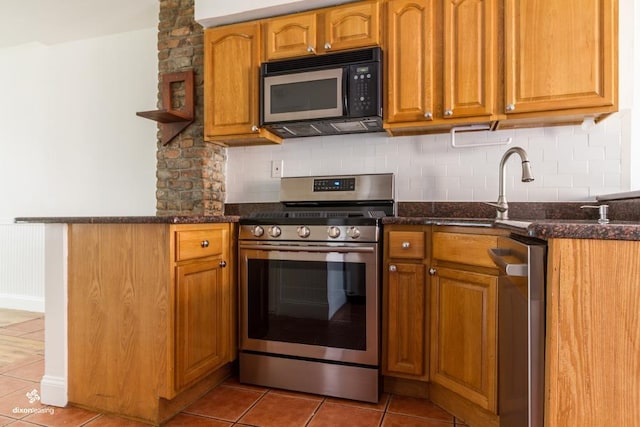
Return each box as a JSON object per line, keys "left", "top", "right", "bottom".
{"left": 13, "top": 216, "right": 241, "bottom": 224}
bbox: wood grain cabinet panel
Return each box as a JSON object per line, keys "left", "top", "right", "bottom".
{"left": 430, "top": 266, "right": 498, "bottom": 413}
{"left": 264, "top": 0, "right": 380, "bottom": 61}
{"left": 383, "top": 226, "right": 430, "bottom": 382}
{"left": 443, "top": 0, "right": 497, "bottom": 120}
{"left": 175, "top": 258, "right": 230, "bottom": 390}
{"left": 263, "top": 12, "right": 317, "bottom": 60}
{"left": 504, "top": 0, "right": 617, "bottom": 116}
{"left": 545, "top": 238, "right": 640, "bottom": 427}
{"left": 384, "top": 0, "right": 436, "bottom": 125}
{"left": 67, "top": 223, "right": 235, "bottom": 424}
{"left": 204, "top": 23, "right": 281, "bottom": 145}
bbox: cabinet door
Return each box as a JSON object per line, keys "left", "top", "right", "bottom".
{"left": 384, "top": 0, "right": 436, "bottom": 124}
{"left": 204, "top": 23, "right": 261, "bottom": 138}
{"left": 430, "top": 266, "right": 497, "bottom": 413}
{"left": 323, "top": 1, "right": 380, "bottom": 52}
{"left": 443, "top": 0, "right": 497, "bottom": 119}
{"left": 504, "top": 0, "right": 617, "bottom": 115}
{"left": 263, "top": 12, "right": 318, "bottom": 60}
{"left": 384, "top": 262, "right": 428, "bottom": 379}
{"left": 174, "top": 259, "right": 230, "bottom": 390}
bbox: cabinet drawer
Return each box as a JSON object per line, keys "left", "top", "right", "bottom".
{"left": 432, "top": 232, "right": 497, "bottom": 268}
{"left": 388, "top": 231, "right": 425, "bottom": 259}
{"left": 176, "top": 229, "right": 224, "bottom": 261}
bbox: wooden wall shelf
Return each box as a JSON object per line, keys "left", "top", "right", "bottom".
{"left": 137, "top": 70, "right": 194, "bottom": 145}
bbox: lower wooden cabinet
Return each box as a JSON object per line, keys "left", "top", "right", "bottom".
{"left": 67, "top": 222, "right": 235, "bottom": 424}
{"left": 174, "top": 249, "right": 231, "bottom": 391}
{"left": 429, "top": 266, "right": 498, "bottom": 412}
{"left": 383, "top": 226, "right": 430, "bottom": 381}
{"left": 430, "top": 229, "right": 500, "bottom": 414}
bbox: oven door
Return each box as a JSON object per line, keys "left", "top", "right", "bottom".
{"left": 239, "top": 241, "right": 379, "bottom": 366}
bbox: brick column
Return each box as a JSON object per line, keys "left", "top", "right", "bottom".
{"left": 156, "top": 0, "right": 225, "bottom": 216}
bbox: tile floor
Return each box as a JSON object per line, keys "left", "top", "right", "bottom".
{"left": 0, "top": 309, "right": 468, "bottom": 427}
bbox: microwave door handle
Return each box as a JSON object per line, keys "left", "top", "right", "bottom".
{"left": 343, "top": 67, "right": 349, "bottom": 116}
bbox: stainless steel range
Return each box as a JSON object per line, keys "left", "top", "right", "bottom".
{"left": 238, "top": 173, "right": 394, "bottom": 403}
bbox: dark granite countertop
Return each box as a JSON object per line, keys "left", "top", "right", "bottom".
{"left": 14, "top": 216, "right": 240, "bottom": 224}
{"left": 382, "top": 216, "right": 640, "bottom": 241}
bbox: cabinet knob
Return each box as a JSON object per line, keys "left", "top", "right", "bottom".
{"left": 401, "top": 241, "right": 411, "bottom": 249}
{"left": 506, "top": 103, "right": 516, "bottom": 112}
{"left": 200, "top": 240, "right": 209, "bottom": 248}
{"left": 444, "top": 109, "right": 453, "bottom": 117}
{"left": 424, "top": 112, "right": 433, "bottom": 120}
{"left": 389, "top": 265, "right": 397, "bottom": 272}
{"left": 324, "top": 42, "right": 332, "bottom": 50}
{"left": 251, "top": 125, "right": 259, "bottom": 132}
{"left": 429, "top": 268, "right": 436, "bottom": 275}
{"left": 219, "top": 260, "right": 227, "bottom": 268}
{"left": 307, "top": 46, "right": 316, "bottom": 53}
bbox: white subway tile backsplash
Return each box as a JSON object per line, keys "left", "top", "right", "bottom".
{"left": 225, "top": 122, "right": 625, "bottom": 204}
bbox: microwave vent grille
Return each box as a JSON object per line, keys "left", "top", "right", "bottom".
{"left": 262, "top": 47, "right": 381, "bottom": 74}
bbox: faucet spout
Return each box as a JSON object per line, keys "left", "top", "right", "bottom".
{"left": 491, "top": 146, "right": 534, "bottom": 220}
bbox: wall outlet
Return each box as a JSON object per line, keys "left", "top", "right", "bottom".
{"left": 271, "top": 160, "right": 283, "bottom": 178}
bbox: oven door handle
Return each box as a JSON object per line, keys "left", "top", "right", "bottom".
{"left": 240, "top": 244, "right": 375, "bottom": 253}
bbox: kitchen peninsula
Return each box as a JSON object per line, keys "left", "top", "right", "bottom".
{"left": 14, "top": 216, "right": 238, "bottom": 425}
{"left": 16, "top": 204, "right": 640, "bottom": 427}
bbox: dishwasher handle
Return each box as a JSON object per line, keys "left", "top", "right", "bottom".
{"left": 488, "top": 248, "right": 528, "bottom": 277}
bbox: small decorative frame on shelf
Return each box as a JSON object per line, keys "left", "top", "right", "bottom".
{"left": 136, "top": 70, "right": 194, "bottom": 145}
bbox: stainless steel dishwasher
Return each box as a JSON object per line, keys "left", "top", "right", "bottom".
{"left": 488, "top": 234, "right": 546, "bottom": 427}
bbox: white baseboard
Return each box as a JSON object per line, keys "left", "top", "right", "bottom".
{"left": 0, "top": 295, "right": 45, "bottom": 313}
{"left": 40, "top": 375, "right": 68, "bottom": 407}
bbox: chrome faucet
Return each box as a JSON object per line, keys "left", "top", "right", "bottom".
{"left": 486, "top": 147, "right": 534, "bottom": 219}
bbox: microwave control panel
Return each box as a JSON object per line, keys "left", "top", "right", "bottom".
{"left": 349, "top": 63, "right": 380, "bottom": 117}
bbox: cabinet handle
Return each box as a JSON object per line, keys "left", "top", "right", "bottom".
{"left": 324, "top": 42, "right": 332, "bottom": 50}
{"left": 307, "top": 46, "right": 315, "bottom": 53}
{"left": 429, "top": 268, "right": 436, "bottom": 275}
{"left": 219, "top": 260, "right": 227, "bottom": 268}
{"left": 200, "top": 240, "right": 209, "bottom": 248}
{"left": 251, "top": 125, "right": 259, "bottom": 132}
{"left": 401, "top": 242, "right": 411, "bottom": 249}
{"left": 506, "top": 103, "right": 516, "bottom": 112}
{"left": 444, "top": 109, "right": 453, "bottom": 117}
{"left": 389, "top": 265, "right": 397, "bottom": 272}
{"left": 424, "top": 112, "right": 433, "bottom": 120}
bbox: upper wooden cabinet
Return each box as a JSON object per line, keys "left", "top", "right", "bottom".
{"left": 502, "top": 0, "right": 618, "bottom": 122}
{"left": 203, "top": 23, "right": 282, "bottom": 146}
{"left": 384, "top": 0, "right": 436, "bottom": 126}
{"left": 384, "top": 0, "right": 500, "bottom": 134}
{"left": 263, "top": 0, "right": 381, "bottom": 61}
{"left": 442, "top": 0, "right": 498, "bottom": 120}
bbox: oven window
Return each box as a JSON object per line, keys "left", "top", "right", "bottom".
{"left": 247, "top": 259, "right": 367, "bottom": 351}
{"left": 271, "top": 79, "right": 338, "bottom": 113}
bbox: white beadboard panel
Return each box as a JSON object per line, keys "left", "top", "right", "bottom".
{"left": 226, "top": 121, "right": 625, "bottom": 203}
{"left": 0, "top": 224, "right": 45, "bottom": 312}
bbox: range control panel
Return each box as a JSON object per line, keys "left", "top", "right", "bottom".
{"left": 313, "top": 177, "right": 356, "bottom": 192}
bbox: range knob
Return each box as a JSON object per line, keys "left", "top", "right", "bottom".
{"left": 297, "top": 226, "right": 311, "bottom": 238}
{"left": 346, "top": 226, "right": 361, "bottom": 239}
{"left": 252, "top": 225, "right": 264, "bottom": 237}
{"left": 327, "top": 226, "right": 341, "bottom": 239}
{"left": 268, "top": 226, "right": 282, "bottom": 238}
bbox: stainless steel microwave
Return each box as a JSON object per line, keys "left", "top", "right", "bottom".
{"left": 260, "top": 47, "right": 383, "bottom": 138}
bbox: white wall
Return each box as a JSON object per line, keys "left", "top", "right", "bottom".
{"left": 227, "top": 0, "right": 638, "bottom": 203}
{"left": 0, "top": 29, "right": 158, "bottom": 221}
{"left": 0, "top": 28, "right": 158, "bottom": 310}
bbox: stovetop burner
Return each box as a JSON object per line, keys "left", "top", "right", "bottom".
{"left": 239, "top": 174, "right": 394, "bottom": 240}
